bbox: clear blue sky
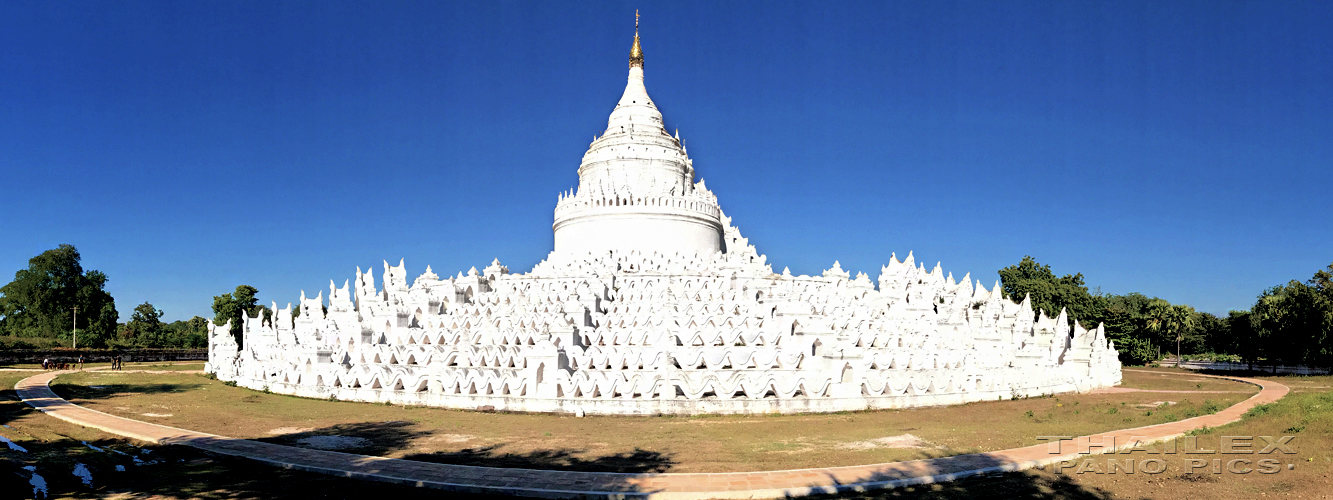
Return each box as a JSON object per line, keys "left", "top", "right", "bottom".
{"left": 2, "top": 1, "right": 1330, "bottom": 322}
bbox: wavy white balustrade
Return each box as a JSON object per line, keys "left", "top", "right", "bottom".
{"left": 207, "top": 246, "right": 1122, "bottom": 415}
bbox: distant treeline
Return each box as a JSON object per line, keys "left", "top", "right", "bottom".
{"left": 999, "top": 256, "right": 1333, "bottom": 369}
{"left": 5, "top": 245, "right": 1329, "bottom": 367}
{"left": 0, "top": 348, "right": 207, "bottom": 365}
{"left": 0, "top": 245, "right": 209, "bottom": 349}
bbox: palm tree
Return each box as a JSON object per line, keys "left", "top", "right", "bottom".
{"left": 1147, "top": 300, "right": 1197, "bottom": 367}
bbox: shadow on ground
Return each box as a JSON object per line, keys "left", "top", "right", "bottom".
{"left": 258, "top": 420, "right": 431, "bottom": 457}
{"left": 50, "top": 382, "right": 204, "bottom": 401}
{"left": 0, "top": 392, "right": 1122, "bottom": 499}
{"left": 259, "top": 419, "right": 676, "bottom": 473}
{"left": 0, "top": 436, "right": 1127, "bottom": 500}
{"left": 0, "top": 439, "right": 518, "bottom": 500}
{"left": 5, "top": 371, "right": 1213, "bottom": 499}
{"left": 405, "top": 446, "right": 675, "bottom": 473}
{"left": 796, "top": 469, "right": 1123, "bottom": 500}
{"left": 790, "top": 448, "right": 1125, "bottom": 500}
{"left": 0, "top": 399, "right": 1145, "bottom": 499}
{"left": 245, "top": 420, "right": 1117, "bottom": 497}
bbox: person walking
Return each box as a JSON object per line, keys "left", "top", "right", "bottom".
{"left": 78, "top": 354, "right": 85, "bottom": 370}
{"left": 42, "top": 357, "right": 50, "bottom": 370}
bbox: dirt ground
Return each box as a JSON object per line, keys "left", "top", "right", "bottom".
{"left": 0, "top": 372, "right": 473, "bottom": 499}
{"left": 1, "top": 368, "right": 1326, "bottom": 499}
{"left": 812, "top": 372, "right": 1333, "bottom": 500}
{"left": 48, "top": 368, "right": 1253, "bottom": 473}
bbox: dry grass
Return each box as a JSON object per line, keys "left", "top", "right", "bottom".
{"left": 990, "top": 373, "right": 1331, "bottom": 500}
{"left": 4, "top": 368, "right": 1325, "bottom": 499}
{"left": 117, "top": 361, "right": 205, "bottom": 372}
{"left": 0, "top": 372, "right": 472, "bottom": 499}
{"left": 48, "top": 369, "right": 1254, "bottom": 473}
{"left": 799, "top": 372, "right": 1333, "bottom": 500}
{"left": 1118, "top": 367, "right": 1258, "bottom": 392}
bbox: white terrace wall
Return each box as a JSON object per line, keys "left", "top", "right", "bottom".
{"left": 207, "top": 247, "right": 1122, "bottom": 416}
{"left": 206, "top": 29, "right": 1123, "bottom": 415}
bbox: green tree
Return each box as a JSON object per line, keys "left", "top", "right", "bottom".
{"left": 1192, "top": 311, "right": 1229, "bottom": 355}
{"left": 163, "top": 316, "right": 210, "bottom": 348}
{"left": 1296, "top": 262, "right": 1332, "bottom": 368}
{"left": 1116, "top": 336, "right": 1158, "bottom": 366}
{"left": 0, "top": 244, "right": 118, "bottom": 347}
{"left": 1227, "top": 310, "right": 1261, "bottom": 366}
{"left": 997, "top": 256, "right": 1105, "bottom": 326}
{"left": 1145, "top": 300, "right": 1196, "bottom": 367}
{"left": 212, "top": 285, "right": 266, "bottom": 349}
{"left": 1312, "top": 262, "right": 1333, "bottom": 298}
{"left": 147, "top": 316, "right": 207, "bottom": 348}
{"left": 121, "top": 302, "right": 169, "bottom": 348}
{"left": 1252, "top": 278, "right": 1331, "bottom": 369}
{"left": 1100, "top": 292, "right": 1153, "bottom": 346}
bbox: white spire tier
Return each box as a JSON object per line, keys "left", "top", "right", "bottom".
{"left": 553, "top": 17, "right": 723, "bottom": 256}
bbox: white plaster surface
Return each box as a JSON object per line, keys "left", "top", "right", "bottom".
{"left": 552, "top": 64, "right": 722, "bottom": 256}
{"left": 207, "top": 34, "right": 1121, "bottom": 416}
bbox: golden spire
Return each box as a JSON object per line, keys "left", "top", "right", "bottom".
{"left": 629, "top": 10, "right": 643, "bottom": 68}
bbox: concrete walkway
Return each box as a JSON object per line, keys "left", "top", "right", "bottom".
{"left": 17, "top": 370, "right": 1288, "bottom": 499}
{"left": 1087, "top": 387, "right": 1253, "bottom": 394}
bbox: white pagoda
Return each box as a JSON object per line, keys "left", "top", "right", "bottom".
{"left": 208, "top": 18, "right": 1121, "bottom": 415}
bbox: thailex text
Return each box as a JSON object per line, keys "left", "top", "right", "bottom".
{"left": 1035, "top": 435, "right": 1299, "bottom": 475}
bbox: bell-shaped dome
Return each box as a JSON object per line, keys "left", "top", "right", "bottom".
{"left": 552, "top": 16, "right": 723, "bottom": 257}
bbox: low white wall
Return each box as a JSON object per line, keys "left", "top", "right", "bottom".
{"left": 236, "top": 377, "right": 1087, "bottom": 416}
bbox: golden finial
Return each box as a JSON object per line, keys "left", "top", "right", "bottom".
{"left": 629, "top": 10, "right": 644, "bottom": 68}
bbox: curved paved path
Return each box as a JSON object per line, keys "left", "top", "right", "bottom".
{"left": 17, "top": 370, "right": 1287, "bottom": 499}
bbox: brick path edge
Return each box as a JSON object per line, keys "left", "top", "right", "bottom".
{"left": 16, "top": 369, "right": 1288, "bottom": 500}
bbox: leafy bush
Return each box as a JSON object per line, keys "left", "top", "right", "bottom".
{"left": 1181, "top": 352, "right": 1243, "bottom": 363}
{"left": 1244, "top": 403, "right": 1274, "bottom": 418}
{"left": 1116, "top": 337, "right": 1159, "bottom": 366}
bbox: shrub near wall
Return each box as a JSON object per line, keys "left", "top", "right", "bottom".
{"left": 0, "top": 348, "right": 207, "bottom": 365}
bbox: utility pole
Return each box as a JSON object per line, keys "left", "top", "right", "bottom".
{"left": 72, "top": 306, "right": 78, "bottom": 349}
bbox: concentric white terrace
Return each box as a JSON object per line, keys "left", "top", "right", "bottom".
{"left": 207, "top": 18, "right": 1122, "bottom": 415}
